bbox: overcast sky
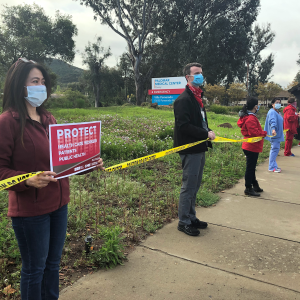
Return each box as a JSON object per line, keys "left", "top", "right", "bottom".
{"left": 2, "top": 0, "right": 300, "bottom": 88}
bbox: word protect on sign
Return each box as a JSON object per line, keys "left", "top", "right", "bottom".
{"left": 57, "top": 126, "right": 97, "bottom": 139}
{"left": 49, "top": 121, "right": 101, "bottom": 179}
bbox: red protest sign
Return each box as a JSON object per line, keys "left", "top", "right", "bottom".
{"left": 49, "top": 121, "right": 101, "bottom": 179}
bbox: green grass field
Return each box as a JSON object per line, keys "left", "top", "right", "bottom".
{"left": 0, "top": 106, "right": 290, "bottom": 298}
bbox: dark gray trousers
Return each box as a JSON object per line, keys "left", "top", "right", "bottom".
{"left": 178, "top": 152, "right": 205, "bottom": 226}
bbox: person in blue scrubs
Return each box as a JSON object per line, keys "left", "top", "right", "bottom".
{"left": 264, "top": 99, "right": 284, "bottom": 172}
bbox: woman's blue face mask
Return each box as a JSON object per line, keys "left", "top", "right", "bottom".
{"left": 274, "top": 103, "right": 281, "bottom": 110}
{"left": 24, "top": 85, "right": 47, "bottom": 107}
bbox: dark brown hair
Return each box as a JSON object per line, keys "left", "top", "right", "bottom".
{"left": 268, "top": 98, "right": 281, "bottom": 108}
{"left": 288, "top": 97, "right": 296, "bottom": 103}
{"left": 242, "top": 96, "right": 258, "bottom": 114}
{"left": 183, "top": 62, "right": 203, "bottom": 77}
{"left": 3, "top": 60, "right": 51, "bottom": 144}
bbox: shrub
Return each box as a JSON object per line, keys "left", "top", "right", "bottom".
{"left": 75, "top": 98, "right": 86, "bottom": 108}
{"left": 101, "top": 139, "right": 148, "bottom": 160}
{"left": 115, "top": 96, "right": 125, "bottom": 106}
{"left": 0, "top": 211, "right": 21, "bottom": 262}
{"left": 46, "top": 89, "right": 90, "bottom": 109}
{"left": 90, "top": 226, "right": 125, "bottom": 269}
{"left": 141, "top": 102, "right": 150, "bottom": 107}
{"left": 209, "top": 105, "right": 229, "bottom": 114}
{"left": 158, "top": 126, "right": 174, "bottom": 140}
{"left": 228, "top": 106, "right": 242, "bottom": 113}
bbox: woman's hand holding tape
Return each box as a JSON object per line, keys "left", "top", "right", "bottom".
{"left": 25, "top": 171, "right": 57, "bottom": 189}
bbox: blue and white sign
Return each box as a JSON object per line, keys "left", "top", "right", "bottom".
{"left": 151, "top": 76, "right": 186, "bottom": 105}
{"left": 152, "top": 77, "right": 186, "bottom": 89}
{"left": 152, "top": 95, "right": 179, "bottom": 105}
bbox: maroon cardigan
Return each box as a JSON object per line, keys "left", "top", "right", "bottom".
{"left": 0, "top": 109, "right": 70, "bottom": 217}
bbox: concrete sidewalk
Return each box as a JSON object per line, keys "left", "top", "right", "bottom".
{"left": 60, "top": 147, "right": 300, "bottom": 300}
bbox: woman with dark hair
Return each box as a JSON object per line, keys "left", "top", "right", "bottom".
{"left": 283, "top": 97, "right": 300, "bottom": 156}
{"left": 237, "top": 96, "right": 267, "bottom": 196}
{"left": 0, "top": 58, "right": 104, "bottom": 300}
{"left": 264, "top": 98, "right": 284, "bottom": 172}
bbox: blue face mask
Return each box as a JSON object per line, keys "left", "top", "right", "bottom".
{"left": 25, "top": 85, "right": 47, "bottom": 107}
{"left": 256, "top": 105, "right": 260, "bottom": 112}
{"left": 274, "top": 103, "right": 281, "bottom": 110}
{"left": 191, "top": 74, "right": 204, "bottom": 87}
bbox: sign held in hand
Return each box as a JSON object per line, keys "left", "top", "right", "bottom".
{"left": 49, "top": 121, "right": 101, "bottom": 179}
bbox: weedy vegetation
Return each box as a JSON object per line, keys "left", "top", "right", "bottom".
{"left": 1, "top": 106, "right": 292, "bottom": 298}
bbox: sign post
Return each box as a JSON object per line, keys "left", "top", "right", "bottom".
{"left": 49, "top": 121, "right": 101, "bottom": 179}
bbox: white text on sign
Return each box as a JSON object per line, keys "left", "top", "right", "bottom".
{"left": 57, "top": 126, "right": 97, "bottom": 139}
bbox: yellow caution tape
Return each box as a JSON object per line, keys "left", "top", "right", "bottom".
{"left": 105, "top": 135, "right": 267, "bottom": 172}
{"left": 105, "top": 139, "right": 209, "bottom": 172}
{"left": 0, "top": 129, "right": 290, "bottom": 190}
{"left": 0, "top": 172, "right": 43, "bottom": 192}
{"left": 213, "top": 136, "right": 263, "bottom": 143}
{"left": 266, "top": 128, "right": 288, "bottom": 138}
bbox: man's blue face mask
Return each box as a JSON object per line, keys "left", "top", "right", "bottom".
{"left": 191, "top": 74, "right": 204, "bottom": 87}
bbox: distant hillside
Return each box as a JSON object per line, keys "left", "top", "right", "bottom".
{"left": 47, "top": 59, "right": 84, "bottom": 85}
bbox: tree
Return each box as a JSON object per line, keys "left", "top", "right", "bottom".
{"left": 294, "top": 54, "right": 300, "bottom": 83}
{"left": 100, "top": 66, "right": 125, "bottom": 106}
{"left": 0, "top": 4, "right": 78, "bottom": 71}
{"left": 79, "top": 0, "right": 163, "bottom": 105}
{"left": 255, "top": 82, "right": 282, "bottom": 106}
{"left": 79, "top": 65, "right": 125, "bottom": 107}
{"left": 149, "top": 0, "right": 260, "bottom": 85}
{"left": 118, "top": 53, "right": 135, "bottom": 102}
{"left": 286, "top": 81, "right": 299, "bottom": 91}
{"left": 79, "top": 0, "right": 260, "bottom": 104}
{"left": 66, "top": 82, "right": 87, "bottom": 94}
{"left": 295, "top": 71, "right": 300, "bottom": 84}
{"left": 82, "top": 37, "right": 111, "bottom": 107}
{"left": 204, "top": 84, "right": 226, "bottom": 105}
{"left": 245, "top": 24, "right": 275, "bottom": 95}
{"left": 227, "top": 83, "right": 247, "bottom": 105}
